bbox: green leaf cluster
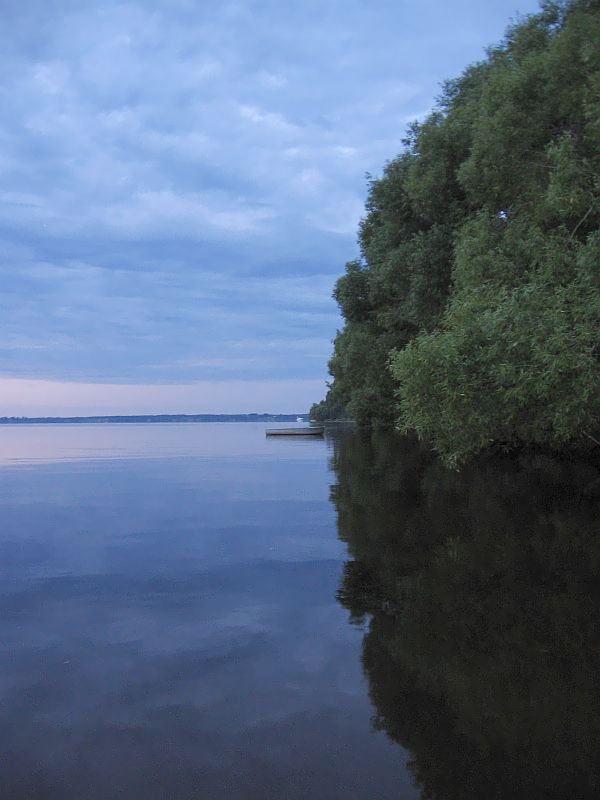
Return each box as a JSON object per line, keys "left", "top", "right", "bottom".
{"left": 322, "top": 0, "right": 600, "bottom": 462}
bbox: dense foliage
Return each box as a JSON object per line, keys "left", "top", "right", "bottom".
{"left": 318, "top": 0, "right": 600, "bottom": 464}
{"left": 308, "top": 384, "right": 347, "bottom": 422}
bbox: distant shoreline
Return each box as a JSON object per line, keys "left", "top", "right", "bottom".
{"left": 0, "top": 414, "right": 308, "bottom": 425}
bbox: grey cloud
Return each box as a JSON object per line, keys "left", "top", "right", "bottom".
{"left": 0, "top": 0, "right": 541, "bottom": 392}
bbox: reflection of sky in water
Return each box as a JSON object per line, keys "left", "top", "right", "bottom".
{"left": 0, "top": 422, "right": 328, "bottom": 465}
{"left": 0, "top": 424, "right": 417, "bottom": 799}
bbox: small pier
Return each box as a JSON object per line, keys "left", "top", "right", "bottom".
{"left": 265, "top": 426, "right": 324, "bottom": 437}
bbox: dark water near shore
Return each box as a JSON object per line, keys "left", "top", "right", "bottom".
{"left": 0, "top": 423, "right": 599, "bottom": 798}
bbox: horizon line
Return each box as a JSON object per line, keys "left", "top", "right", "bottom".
{"left": 0, "top": 412, "right": 309, "bottom": 423}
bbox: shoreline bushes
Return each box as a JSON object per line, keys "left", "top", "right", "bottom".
{"left": 318, "top": 0, "right": 600, "bottom": 464}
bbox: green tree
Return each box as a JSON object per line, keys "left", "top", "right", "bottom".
{"left": 392, "top": 0, "right": 600, "bottom": 463}
{"left": 309, "top": 383, "right": 347, "bottom": 421}
{"left": 318, "top": 0, "right": 600, "bottom": 461}
{"left": 324, "top": 140, "right": 465, "bottom": 425}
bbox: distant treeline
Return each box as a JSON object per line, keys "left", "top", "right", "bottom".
{"left": 0, "top": 414, "right": 307, "bottom": 425}
{"left": 312, "top": 0, "right": 600, "bottom": 465}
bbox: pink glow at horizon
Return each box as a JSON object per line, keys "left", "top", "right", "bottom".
{"left": 0, "top": 377, "right": 324, "bottom": 417}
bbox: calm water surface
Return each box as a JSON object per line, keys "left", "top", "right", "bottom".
{"left": 1, "top": 423, "right": 599, "bottom": 799}
{"left": 0, "top": 423, "right": 415, "bottom": 800}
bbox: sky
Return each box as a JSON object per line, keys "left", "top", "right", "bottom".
{"left": 1, "top": 0, "right": 541, "bottom": 415}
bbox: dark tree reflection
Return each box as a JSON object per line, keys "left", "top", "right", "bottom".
{"left": 330, "top": 429, "right": 600, "bottom": 799}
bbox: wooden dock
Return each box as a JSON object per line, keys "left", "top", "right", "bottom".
{"left": 265, "top": 426, "right": 324, "bottom": 437}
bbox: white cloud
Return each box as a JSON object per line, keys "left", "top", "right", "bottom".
{"left": 257, "top": 70, "right": 287, "bottom": 89}
{"left": 104, "top": 190, "right": 275, "bottom": 236}
{"left": 238, "top": 104, "right": 299, "bottom": 135}
{"left": 32, "top": 61, "right": 71, "bottom": 94}
{"left": 307, "top": 195, "right": 364, "bottom": 236}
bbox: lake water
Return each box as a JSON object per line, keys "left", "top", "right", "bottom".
{"left": 0, "top": 423, "right": 415, "bottom": 800}
{"left": 1, "top": 423, "right": 599, "bottom": 799}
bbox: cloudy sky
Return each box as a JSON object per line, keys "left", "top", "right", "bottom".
{"left": 1, "top": 0, "right": 541, "bottom": 415}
